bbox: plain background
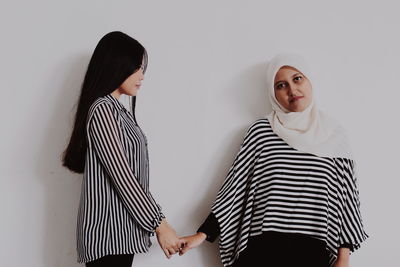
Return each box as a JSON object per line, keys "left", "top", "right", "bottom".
{"left": 1, "top": 0, "right": 399, "bottom": 266}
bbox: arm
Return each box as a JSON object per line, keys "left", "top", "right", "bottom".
{"left": 333, "top": 247, "right": 350, "bottom": 267}
{"left": 334, "top": 159, "right": 369, "bottom": 265}
{"left": 197, "top": 212, "right": 220, "bottom": 242}
{"left": 179, "top": 212, "right": 220, "bottom": 255}
{"left": 179, "top": 232, "right": 207, "bottom": 255}
{"left": 90, "top": 103, "right": 182, "bottom": 257}
{"left": 88, "top": 102, "right": 164, "bottom": 232}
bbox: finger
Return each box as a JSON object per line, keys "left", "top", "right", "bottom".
{"left": 179, "top": 238, "right": 188, "bottom": 248}
{"left": 170, "top": 244, "right": 179, "bottom": 254}
{"left": 178, "top": 239, "right": 186, "bottom": 248}
{"left": 163, "top": 248, "right": 171, "bottom": 259}
{"left": 172, "top": 243, "right": 180, "bottom": 252}
{"left": 168, "top": 247, "right": 176, "bottom": 256}
{"left": 179, "top": 245, "right": 190, "bottom": 256}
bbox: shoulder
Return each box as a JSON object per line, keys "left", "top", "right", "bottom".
{"left": 332, "top": 157, "right": 357, "bottom": 180}
{"left": 246, "top": 118, "right": 272, "bottom": 134}
{"left": 242, "top": 119, "right": 274, "bottom": 141}
{"left": 87, "top": 97, "right": 114, "bottom": 124}
{"left": 333, "top": 157, "right": 356, "bottom": 168}
{"left": 332, "top": 157, "right": 359, "bottom": 188}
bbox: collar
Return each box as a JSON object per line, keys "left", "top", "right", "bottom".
{"left": 104, "top": 94, "right": 127, "bottom": 111}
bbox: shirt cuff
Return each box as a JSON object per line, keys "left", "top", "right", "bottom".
{"left": 150, "top": 211, "right": 165, "bottom": 236}
{"left": 197, "top": 212, "right": 220, "bottom": 242}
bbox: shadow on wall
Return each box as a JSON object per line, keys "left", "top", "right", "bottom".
{"left": 186, "top": 62, "right": 272, "bottom": 267}
{"left": 35, "top": 53, "right": 89, "bottom": 267}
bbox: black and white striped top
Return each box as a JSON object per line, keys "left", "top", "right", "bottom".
{"left": 210, "top": 119, "right": 368, "bottom": 267}
{"left": 77, "top": 94, "right": 164, "bottom": 263}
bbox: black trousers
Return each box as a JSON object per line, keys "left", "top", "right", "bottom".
{"left": 232, "top": 231, "right": 330, "bottom": 267}
{"left": 85, "top": 254, "right": 134, "bottom": 267}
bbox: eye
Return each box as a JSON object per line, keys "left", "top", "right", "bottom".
{"left": 293, "top": 75, "right": 303, "bottom": 82}
{"left": 134, "top": 64, "right": 146, "bottom": 74}
{"left": 275, "top": 82, "right": 286, "bottom": 89}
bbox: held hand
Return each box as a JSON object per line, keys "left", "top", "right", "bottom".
{"left": 156, "top": 219, "right": 183, "bottom": 259}
{"left": 179, "top": 232, "right": 207, "bottom": 255}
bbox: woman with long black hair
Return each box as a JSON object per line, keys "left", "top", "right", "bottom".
{"left": 63, "top": 31, "right": 182, "bottom": 266}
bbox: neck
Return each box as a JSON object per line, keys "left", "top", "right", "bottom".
{"left": 275, "top": 101, "right": 315, "bottom": 131}
{"left": 111, "top": 90, "right": 121, "bottom": 100}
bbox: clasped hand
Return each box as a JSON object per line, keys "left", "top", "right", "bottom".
{"left": 156, "top": 219, "right": 206, "bottom": 258}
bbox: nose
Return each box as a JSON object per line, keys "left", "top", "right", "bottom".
{"left": 288, "top": 83, "right": 299, "bottom": 96}
{"left": 139, "top": 70, "right": 145, "bottom": 80}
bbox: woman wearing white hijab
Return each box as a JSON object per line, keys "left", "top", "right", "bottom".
{"left": 179, "top": 54, "right": 368, "bottom": 267}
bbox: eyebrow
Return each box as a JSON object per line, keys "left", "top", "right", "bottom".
{"left": 274, "top": 72, "right": 303, "bottom": 87}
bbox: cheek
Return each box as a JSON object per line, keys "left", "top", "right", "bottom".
{"left": 274, "top": 90, "right": 288, "bottom": 106}
{"left": 300, "top": 81, "right": 312, "bottom": 98}
{"left": 305, "top": 85, "right": 313, "bottom": 99}
{"left": 122, "top": 78, "right": 136, "bottom": 91}
{"left": 132, "top": 72, "right": 141, "bottom": 81}
{"left": 120, "top": 81, "right": 129, "bottom": 92}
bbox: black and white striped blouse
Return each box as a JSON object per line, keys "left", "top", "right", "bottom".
{"left": 77, "top": 94, "right": 164, "bottom": 263}
{"left": 210, "top": 119, "right": 368, "bottom": 267}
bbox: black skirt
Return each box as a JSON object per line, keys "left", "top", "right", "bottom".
{"left": 232, "top": 231, "right": 330, "bottom": 267}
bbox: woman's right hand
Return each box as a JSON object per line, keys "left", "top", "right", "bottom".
{"left": 155, "top": 219, "right": 183, "bottom": 258}
{"left": 179, "top": 232, "right": 207, "bottom": 255}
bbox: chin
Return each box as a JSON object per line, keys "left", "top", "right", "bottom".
{"left": 295, "top": 105, "right": 307, "bottom": 112}
{"left": 127, "top": 91, "right": 138, "bottom": 96}
{"left": 288, "top": 106, "right": 306, "bottom": 113}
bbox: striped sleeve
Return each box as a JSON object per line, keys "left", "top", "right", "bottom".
{"left": 88, "top": 102, "right": 164, "bottom": 233}
{"left": 336, "top": 158, "right": 369, "bottom": 252}
{"left": 211, "top": 121, "right": 261, "bottom": 265}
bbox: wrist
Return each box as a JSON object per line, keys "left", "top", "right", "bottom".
{"left": 156, "top": 218, "right": 167, "bottom": 234}
{"left": 196, "top": 232, "right": 207, "bottom": 241}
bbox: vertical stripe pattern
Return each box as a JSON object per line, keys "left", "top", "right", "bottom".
{"left": 77, "top": 94, "right": 164, "bottom": 263}
{"left": 211, "top": 119, "right": 368, "bottom": 267}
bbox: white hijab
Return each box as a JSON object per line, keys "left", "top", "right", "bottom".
{"left": 266, "top": 54, "right": 352, "bottom": 159}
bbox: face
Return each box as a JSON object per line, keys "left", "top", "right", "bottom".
{"left": 273, "top": 66, "right": 312, "bottom": 112}
{"left": 115, "top": 65, "right": 145, "bottom": 97}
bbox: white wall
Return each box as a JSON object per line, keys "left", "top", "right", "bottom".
{"left": 1, "top": 0, "right": 398, "bottom": 266}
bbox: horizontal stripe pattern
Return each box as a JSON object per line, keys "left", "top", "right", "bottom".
{"left": 77, "top": 94, "right": 164, "bottom": 263}
{"left": 211, "top": 119, "right": 368, "bottom": 267}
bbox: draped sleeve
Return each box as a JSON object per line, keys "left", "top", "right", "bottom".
{"left": 334, "top": 158, "right": 369, "bottom": 252}
{"left": 211, "top": 120, "right": 264, "bottom": 266}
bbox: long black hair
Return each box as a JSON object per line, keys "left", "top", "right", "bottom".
{"left": 62, "top": 31, "right": 148, "bottom": 173}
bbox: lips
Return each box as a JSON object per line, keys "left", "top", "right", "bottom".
{"left": 289, "top": 96, "right": 303, "bottom": 102}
